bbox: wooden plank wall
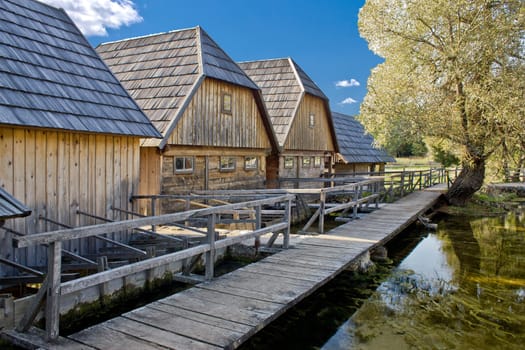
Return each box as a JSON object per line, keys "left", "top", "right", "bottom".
{"left": 278, "top": 153, "right": 329, "bottom": 188}
{"left": 285, "top": 94, "right": 335, "bottom": 152}
{"left": 167, "top": 78, "right": 271, "bottom": 149}
{"left": 0, "top": 126, "right": 140, "bottom": 271}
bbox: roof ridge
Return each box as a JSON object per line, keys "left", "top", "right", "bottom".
{"left": 237, "top": 57, "right": 291, "bottom": 64}
{"left": 98, "top": 26, "right": 199, "bottom": 46}
{"left": 287, "top": 57, "right": 305, "bottom": 93}
{"left": 195, "top": 26, "right": 204, "bottom": 76}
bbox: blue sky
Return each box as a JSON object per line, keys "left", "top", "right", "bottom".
{"left": 43, "top": 0, "right": 383, "bottom": 116}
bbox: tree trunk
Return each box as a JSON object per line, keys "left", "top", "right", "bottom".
{"left": 446, "top": 157, "right": 485, "bottom": 206}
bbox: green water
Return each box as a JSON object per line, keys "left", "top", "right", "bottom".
{"left": 240, "top": 207, "right": 525, "bottom": 350}
{"left": 322, "top": 208, "right": 525, "bottom": 350}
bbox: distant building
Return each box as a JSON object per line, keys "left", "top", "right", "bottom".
{"left": 97, "top": 27, "right": 278, "bottom": 213}
{"left": 0, "top": 0, "right": 160, "bottom": 270}
{"left": 332, "top": 112, "right": 395, "bottom": 173}
{"left": 239, "top": 58, "right": 339, "bottom": 188}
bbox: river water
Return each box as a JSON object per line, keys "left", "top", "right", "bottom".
{"left": 240, "top": 206, "right": 525, "bottom": 350}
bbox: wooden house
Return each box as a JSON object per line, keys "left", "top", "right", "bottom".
{"left": 96, "top": 27, "right": 279, "bottom": 212}
{"left": 0, "top": 0, "right": 161, "bottom": 272}
{"left": 332, "top": 112, "right": 395, "bottom": 174}
{"left": 238, "top": 58, "right": 339, "bottom": 188}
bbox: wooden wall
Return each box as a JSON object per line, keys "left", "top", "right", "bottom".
{"left": 284, "top": 94, "right": 335, "bottom": 152}
{"left": 137, "top": 78, "right": 274, "bottom": 213}
{"left": 156, "top": 147, "right": 267, "bottom": 213}
{"left": 0, "top": 126, "right": 140, "bottom": 271}
{"left": 334, "top": 162, "right": 386, "bottom": 174}
{"left": 167, "top": 78, "right": 271, "bottom": 149}
{"left": 278, "top": 153, "right": 330, "bottom": 188}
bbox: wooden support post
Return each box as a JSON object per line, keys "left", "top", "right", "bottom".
{"left": 283, "top": 199, "right": 291, "bottom": 249}
{"left": 255, "top": 205, "right": 261, "bottom": 250}
{"left": 318, "top": 191, "right": 326, "bottom": 234}
{"left": 205, "top": 214, "right": 216, "bottom": 280}
{"left": 150, "top": 197, "right": 156, "bottom": 232}
{"left": 185, "top": 198, "right": 191, "bottom": 227}
{"left": 429, "top": 169, "right": 433, "bottom": 186}
{"left": 353, "top": 185, "right": 361, "bottom": 219}
{"left": 45, "top": 241, "right": 62, "bottom": 341}
{"left": 97, "top": 256, "right": 109, "bottom": 296}
{"left": 400, "top": 173, "right": 405, "bottom": 198}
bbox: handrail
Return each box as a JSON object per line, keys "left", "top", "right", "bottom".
{"left": 13, "top": 193, "right": 294, "bottom": 341}
{"left": 14, "top": 194, "right": 295, "bottom": 248}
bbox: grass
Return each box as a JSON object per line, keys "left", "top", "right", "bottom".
{"left": 387, "top": 157, "right": 441, "bottom": 171}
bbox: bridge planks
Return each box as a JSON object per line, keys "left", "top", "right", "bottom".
{"left": 27, "top": 189, "right": 442, "bottom": 349}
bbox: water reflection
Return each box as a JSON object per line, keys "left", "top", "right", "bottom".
{"left": 323, "top": 207, "right": 525, "bottom": 350}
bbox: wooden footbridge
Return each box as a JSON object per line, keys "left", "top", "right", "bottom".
{"left": 2, "top": 187, "right": 443, "bottom": 349}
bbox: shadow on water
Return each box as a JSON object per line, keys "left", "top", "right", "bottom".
{"left": 240, "top": 206, "right": 525, "bottom": 350}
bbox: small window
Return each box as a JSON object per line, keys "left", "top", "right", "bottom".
{"left": 314, "top": 156, "right": 322, "bottom": 168}
{"left": 222, "top": 93, "right": 232, "bottom": 114}
{"left": 284, "top": 157, "right": 294, "bottom": 169}
{"left": 309, "top": 113, "right": 315, "bottom": 128}
{"left": 302, "top": 157, "right": 312, "bottom": 168}
{"left": 244, "top": 156, "right": 258, "bottom": 170}
{"left": 174, "top": 157, "right": 194, "bottom": 173}
{"left": 220, "top": 157, "right": 236, "bottom": 171}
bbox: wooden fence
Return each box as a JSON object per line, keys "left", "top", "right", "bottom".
{"left": 314, "top": 168, "right": 458, "bottom": 202}
{"left": 11, "top": 194, "right": 294, "bottom": 341}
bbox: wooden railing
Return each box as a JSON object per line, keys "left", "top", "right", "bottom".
{"left": 312, "top": 168, "right": 457, "bottom": 202}
{"left": 11, "top": 194, "right": 294, "bottom": 341}
{"left": 287, "top": 178, "right": 384, "bottom": 234}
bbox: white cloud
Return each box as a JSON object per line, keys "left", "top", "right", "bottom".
{"left": 340, "top": 97, "right": 358, "bottom": 105}
{"left": 40, "top": 0, "right": 142, "bottom": 36}
{"left": 336, "top": 79, "right": 360, "bottom": 88}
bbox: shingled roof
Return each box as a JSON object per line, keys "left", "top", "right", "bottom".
{"left": 238, "top": 58, "right": 330, "bottom": 146}
{"left": 0, "top": 0, "right": 160, "bottom": 138}
{"left": 96, "top": 26, "right": 271, "bottom": 148}
{"left": 332, "top": 112, "right": 395, "bottom": 164}
{"left": 0, "top": 187, "right": 31, "bottom": 220}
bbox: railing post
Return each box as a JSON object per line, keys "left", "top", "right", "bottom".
{"left": 205, "top": 213, "right": 216, "bottom": 280}
{"left": 319, "top": 191, "right": 326, "bottom": 234}
{"left": 150, "top": 197, "right": 156, "bottom": 232}
{"left": 283, "top": 198, "right": 291, "bottom": 249}
{"left": 429, "top": 169, "right": 433, "bottom": 186}
{"left": 255, "top": 205, "right": 261, "bottom": 249}
{"left": 45, "top": 241, "right": 62, "bottom": 341}
{"left": 375, "top": 180, "right": 379, "bottom": 208}
{"left": 353, "top": 184, "right": 361, "bottom": 219}
{"left": 400, "top": 172, "right": 405, "bottom": 198}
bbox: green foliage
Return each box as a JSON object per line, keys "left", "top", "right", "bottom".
{"left": 431, "top": 145, "right": 459, "bottom": 168}
{"left": 358, "top": 0, "right": 524, "bottom": 182}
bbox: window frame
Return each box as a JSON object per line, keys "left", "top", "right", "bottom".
{"left": 313, "top": 156, "right": 322, "bottom": 168}
{"left": 309, "top": 113, "right": 315, "bottom": 128}
{"left": 219, "top": 156, "right": 236, "bottom": 172}
{"left": 284, "top": 156, "right": 294, "bottom": 169}
{"left": 302, "top": 156, "right": 312, "bottom": 168}
{"left": 174, "top": 156, "right": 194, "bottom": 174}
{"left": 244, "top": 156, "right": 258, "bottom": 170}
{"left": 221, "top": 92, "right": 232, "bottom": 114}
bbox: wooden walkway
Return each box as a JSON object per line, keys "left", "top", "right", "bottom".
{"left": 4, "top": 189, "right": 442, "bottom": 349}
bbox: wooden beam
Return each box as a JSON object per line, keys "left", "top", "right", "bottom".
{"left": 14, "top": 194, "right": 295, "bottom": 247}
{"left": 45, "top": 242, "right": 61, "bottom": 341}
{"left": 60, "top": 243, "right": 211, "bottom": 295}
{"left": 205, "top": 214, "right": 216, "bottom": 280}
{"left": 17, "top": 277, "right": 48, "bottom": 332}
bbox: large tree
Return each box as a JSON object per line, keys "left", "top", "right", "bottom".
{"left": 358, "top": 0, "right": 524, "bottom": 205}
